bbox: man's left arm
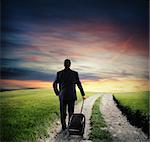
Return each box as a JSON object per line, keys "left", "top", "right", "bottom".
{"left": 53, "top": 72, "right": 59, "bottom": 96}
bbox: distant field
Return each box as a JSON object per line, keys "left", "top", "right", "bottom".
{"left": 0, "top": 89, "right": 93, "bottom": 142}
{"left": 113, "top": 91, "right": 149, "bottom": 135}
{"left": 114, "top": 91, "right": 149, "bottom": 113}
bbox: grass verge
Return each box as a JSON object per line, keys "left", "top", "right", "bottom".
{"left": 0, "top": 89, "right": 93, "bottom": 142}
{"left": 89, "top": 97, "right": 112, "bottom": 142}
{"left": 113, "top": 91, "right": 149, "bottom": 137}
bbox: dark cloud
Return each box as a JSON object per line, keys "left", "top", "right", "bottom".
{"left": 1, "top": 58, "right": 21, "bottom": 67}
{"left": 3, "top": 0, "right": 149, "bottom": 30}
{"left": 2, "top": 0, "right": 149, "bottom": 45}
{"left": 80, "top": 73, "right": 102, "bottom": 80}
{"left": 1, "top": 67, "right": 55, "bottom": 81}
{"left": 1, "top": 66, "right": 107, "bottom": 81}
{"left": 143, "top": 73, "right": 149, "bottom": 79}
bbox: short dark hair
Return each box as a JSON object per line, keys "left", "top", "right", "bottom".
{"left": 64, "top": 59, "right": 71, "bottom": 68}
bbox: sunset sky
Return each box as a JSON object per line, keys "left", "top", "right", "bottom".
{"left": 1, "top": 0, "right": 149, "bottom": 92}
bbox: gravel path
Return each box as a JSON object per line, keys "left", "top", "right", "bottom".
{"left": 100, "top": 94, "right": 148, "bottom": 142}
{"left": 39, "top": 94, "right": 100, "bottom": 142}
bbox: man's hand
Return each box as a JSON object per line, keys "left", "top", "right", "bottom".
{"left": 56, "top": 91, "right": 60, "bottom": 96}
{"left": 82, "top": 96, "right": 86, "bottom": 100}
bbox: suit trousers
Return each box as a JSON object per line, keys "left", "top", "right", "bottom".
{"left": 59, "top": 98, "right": 75, "bottom": 129}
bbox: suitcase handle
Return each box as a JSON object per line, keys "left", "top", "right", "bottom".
{"left": 80, "top": 99, "right": 84, "bottom": 113}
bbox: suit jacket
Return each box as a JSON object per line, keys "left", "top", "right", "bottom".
{"left": 53, "top": 68, "right": 85, "bottom": 101}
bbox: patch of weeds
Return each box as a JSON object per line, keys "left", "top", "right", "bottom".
{"left": 89, "top": 97, "right": 112, "bottom": 142}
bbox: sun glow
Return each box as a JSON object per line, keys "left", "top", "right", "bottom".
{"left": 82, "top": 78, "right": 149, "bottom": 93}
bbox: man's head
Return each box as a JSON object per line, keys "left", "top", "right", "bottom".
{"left": 64, "top": 59, "right": 71, "bottom": 69}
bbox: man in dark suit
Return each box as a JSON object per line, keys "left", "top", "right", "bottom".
{"left": 53, "top": 59, "right": 86, "bottom": 131}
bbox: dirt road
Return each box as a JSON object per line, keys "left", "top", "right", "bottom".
{"left": 100, "top": 94, "right": 148, "bottom": 142}
{"left": 39, "top": 94, "right": 148, "bottom": 142}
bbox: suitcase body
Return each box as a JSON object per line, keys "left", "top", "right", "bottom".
{"left": 68, "top": 113, "right": 85, "bottom": 136}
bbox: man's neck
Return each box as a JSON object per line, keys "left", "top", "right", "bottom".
{"left": 64, "top": 67, "right": 70, "bottom": 70}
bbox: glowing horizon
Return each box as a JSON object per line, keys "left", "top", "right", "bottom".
{"left": 1, "top": 78, "right": 149, "bottom": 93}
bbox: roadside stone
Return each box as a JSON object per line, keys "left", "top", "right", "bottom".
{"left": 56, "top": 121, "right": 60, "bottom": 125}
{"left": 100, "top": 127, "right": 108, "bottom": 131}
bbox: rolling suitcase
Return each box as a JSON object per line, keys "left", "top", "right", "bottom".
{"left": 68, "top": 100, "right": 85, "bottom": 136}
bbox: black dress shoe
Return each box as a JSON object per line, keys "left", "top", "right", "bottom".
{"left": 62, "top": 126, "right": 67, "bottom": 130}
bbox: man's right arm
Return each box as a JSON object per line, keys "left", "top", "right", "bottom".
{"left": 76, "top": 72, "right": 85, "bottom": 97}
{"left": 53, "top": 72, "right": 59, "bottom": 96}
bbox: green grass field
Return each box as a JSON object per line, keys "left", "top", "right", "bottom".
{"left": 89, "top": 97, "right": 112, "bottom": 142}
{"left": 114, "top": 91, "right": 149, "bottom": 113}
{"left": 0, "top": 89, "right": 93, "bottom": 142}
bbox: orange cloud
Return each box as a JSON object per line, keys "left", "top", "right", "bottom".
{"left": 24, "top": 56, "right": 41, "bottom": 62}
{"left": 0, "top": 80, "right": 52, "bottom": 89}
